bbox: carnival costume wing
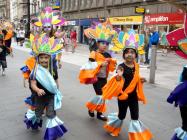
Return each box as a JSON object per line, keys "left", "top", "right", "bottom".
{"left": 166, "top": 14, "right": 187, "bottom": 59}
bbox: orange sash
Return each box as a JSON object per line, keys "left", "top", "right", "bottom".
{"left": 102, "top": 62, "right": 146, "bottom": 104}
{"left": 79, "top": 51, "right": 116, "bottom": 84}
{"left": 4, "top": 31, "right": 13, "bottom": 40}
{"left": 90, "top": 51, "right": 117, "bottom": 74}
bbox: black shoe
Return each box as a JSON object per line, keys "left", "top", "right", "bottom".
{"left": 88, "top": 110, "right": 95, "bottom": 117}
{"left": 97, "top": 113, "right": 107, "bottom": 121}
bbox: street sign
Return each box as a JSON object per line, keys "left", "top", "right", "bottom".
{"left": 135, "top": 7, "right": 145, "bottom": 14}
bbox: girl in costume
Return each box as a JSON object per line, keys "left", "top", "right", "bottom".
{"left": 22, "top": 7, "right": 67, "bottom": 140}
{"left": 79, "top": 21, "right": 117, "bottom": 121}
{"left": 166, "top": 14, "right": 187, "bottom": 140}
{"left": 102, "top": 29, "right": 153, "bottom": 140}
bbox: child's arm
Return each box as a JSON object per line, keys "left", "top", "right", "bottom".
{"left": 31, "top": 80, "right": 46, "bottom": 96}
{"left": 55, "top": 79, "right": 59, "bottom": 89}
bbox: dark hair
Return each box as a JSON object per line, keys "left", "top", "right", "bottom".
{"left": 181, "top": 67, "right": 187, "bottom": 81}
{"left": 122, "top": 48, "right": 137, "bottom": 59}
{"left": 2, "top": 30, "right": 7, "bottom": 35}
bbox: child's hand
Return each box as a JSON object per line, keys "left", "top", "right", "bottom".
{"left": 58, "top": 62, "right": 62, "bottom": 69}
{"left": 101, "top": 61, "right": 108, "bottom": 66}
{"left": 117, "top": 66, "right": 124, "bottom": 77}
{"left": 140, "top": 77, "right": 147, "bottom": 83}
{"left": 37, "top": 89, "right": 46, "bottom": 96}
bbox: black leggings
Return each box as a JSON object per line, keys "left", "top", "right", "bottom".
{"left": 180, "top": 106, "right": 187, "bottom": 131}
{"left": 118, "top": 96, "right": 139, "bottom": 120}
{"left": 34, "top": 94, "right": 56, "bottom": 120}
{"left": 93, "top": 78, "right": 107, "bottom": 95}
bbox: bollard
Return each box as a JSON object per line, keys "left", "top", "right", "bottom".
{"left": 149, "top": 45, "right": 157, "bottom": 84}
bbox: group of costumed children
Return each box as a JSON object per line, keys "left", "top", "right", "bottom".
{"left": 20, "top": 6, "right": 187, "bottom": 140}
{"left": 79, "top": 16, "right": 187, "bottom": 140}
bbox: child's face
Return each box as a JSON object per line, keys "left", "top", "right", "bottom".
{"left": 98, "top": 42, "right": 108, "bottom": 52}
{"left": 38, "top": 54, "right": 50, "bottom": 68}
{"left": 124, "top": 48, "right": 136, "bottom": 63}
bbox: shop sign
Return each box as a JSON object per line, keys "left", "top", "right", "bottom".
{"left": 135, "top": 7, "right": 145, "bottom": 14}
{"left": 144, "top": 13, "right": 184, "bottom": 25}
{"left": 109, "top": 16, "right": 143, "bottom": 25}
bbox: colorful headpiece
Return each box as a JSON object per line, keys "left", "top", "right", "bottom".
{"left": 0, "top": 19, "right": 14, "bottom": 31}
{"left": 84, "top": 21, "right": 116, "bottom": 43}
{"left": 110, "top": 29, "right": 140, "bottom": 52}
{"left": 34, "top": 7, "right": 65, "bottom": 27}
{"left": 29, "top": 33, "right": 63, "bottom": 56}
{"left": 166, "top": 14, "right": 187, "bottom": 59}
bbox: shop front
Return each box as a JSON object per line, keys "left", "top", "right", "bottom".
{"left": 144, "top": 13, "right": 185, "bottom": 49}
{"left": 144, "top": 13, "right": 185, "bottom": 33}
{"left": 108, "top": 16, "right": 143, "bottom": 32}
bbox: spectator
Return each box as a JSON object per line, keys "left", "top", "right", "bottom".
{"left": 19, "top": 27, "right": 25, "bottom": 46}
{"left": 70, "top": 29, "right": 77, "bottom": 53}
{"left": 148, "top": 27, "right": 159, "bottom": 64}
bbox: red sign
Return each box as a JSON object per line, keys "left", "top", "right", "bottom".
{"left": 144, "top": 13, "right": 185, "bottom": 25}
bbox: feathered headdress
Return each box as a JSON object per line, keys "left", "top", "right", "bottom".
{"left": 84, "top": 21, "right": 116, "bottom": 43}
{"left": 110, "top": 29, "right": 140, "bottom": 52}
{"left": 29, "top": 33, "right": 63, "bottom": 56}
{"left": 0, "top": 19, "right": 14, "bottom": 31}
{"left": 34, "top": 7, "right": 65, "bottom": 27}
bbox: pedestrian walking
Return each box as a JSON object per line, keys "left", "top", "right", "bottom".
{"left": 0, "top": 34, "right": 9, "bottom": 76}
{"left": 70, "top": 29, "right": 77, "bottom": 53}
{"left": 19, "top": 27, "right": 25, "bottom": 46}
{"left": 148, "top": 27, "right": 159, "bottom": 64}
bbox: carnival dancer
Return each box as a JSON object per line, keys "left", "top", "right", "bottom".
{"left": 79, "top": 21, "right": 117, "bottom": 121}
{"left": 166, "top": 14, "right": 187, "bottom": 140}
{"left": 22, "top": 7, "right": 67, "bottom": 140}
{"left": 102, "top": 29, "right": 153, "bottom": 139}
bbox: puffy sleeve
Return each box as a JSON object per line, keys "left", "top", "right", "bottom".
{"left": 167, "top": 82, "right": 187, "bottom": 107}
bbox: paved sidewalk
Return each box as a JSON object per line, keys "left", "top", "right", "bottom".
{"left": 12, "top": 42, "right": 186, "bottom": 90}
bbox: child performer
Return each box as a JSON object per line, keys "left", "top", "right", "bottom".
{"left": 102, "top": 29, "right": 153, "bottom": 139}
{"left": 23, "top": 7, "right": 67, "bottom": 140}
{"left": 79, "top": 21, "right": 117, "bottom": 121}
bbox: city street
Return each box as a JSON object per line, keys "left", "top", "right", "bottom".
{"left": 0, "top": 45, "right": 184, "bottom": 140}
